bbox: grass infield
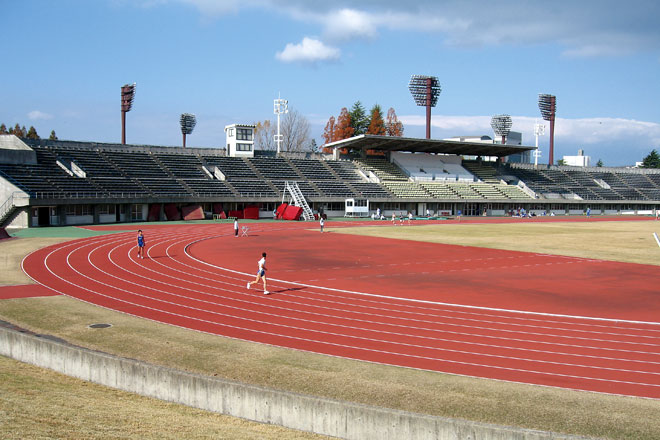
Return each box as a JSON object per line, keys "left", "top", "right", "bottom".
{"left": 1, "top": 219, "right": 659, "bottom": 439}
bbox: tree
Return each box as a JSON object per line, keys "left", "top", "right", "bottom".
{"left": 366, "top": 104, "right": 386, "bottom": 136}
{"left": 349, "top": 101, "right": 368, "bottom": 136}
{"left": 385, "top": 107, "right": 404, "bottom": 137}
{"left": 280, "top": 108, "right": 311, "bottom": 153}
{"left": 596, "top": 159, "right": 603, "bottom": 167}
{"left": 556, "top": 159, "right": 566, "bottom": 166}
{"left": 309, "top": 139, "right": 319, "bottom": 153}
{"left": 334, "top": 108, "right": 354, "bottom": 141}
{"left": 253, "top": 120, "right": 276, "bottom": 151}
{"left": 49, "top": 130, "right": 58, "bottom": 140}
{"left": 0, "top": 124, "right": 7, "bottom": 134}
{"left": 26, "top": 126, "right": 40, "bottom": 139}
{"left": 9, "top": 124, "right": 25, "bottom": 137}
{"left": 322, "top": 116, "right": 336, "bottom": 145}
{"left": 640, "top": 149, "right": 660, "bottom": 168}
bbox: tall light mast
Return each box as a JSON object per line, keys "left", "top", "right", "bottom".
{"left": 538, "top": 94, "right": 556, "bottom": 165}
{"left": 179, "top": 113, "right": 196, "bottom": 148}
{"left": 490, "top": 114, "right": 512, "bottom": 145}
{"left": 120, "top": 83, "right": 136, "bottom": 145}
{"left": 408, "top": 75, "right": 441, "bottom": 139}
{"left": 274, "top": 93, "right": 288, "bottom": 154}
{"left": 534, "top": 120, "right": 545, "bottom": 167}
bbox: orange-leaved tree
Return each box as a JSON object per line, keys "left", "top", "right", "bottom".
{"left": 386, "top": 107, "right": 404, "bottom": 137}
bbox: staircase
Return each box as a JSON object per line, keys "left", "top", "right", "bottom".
{"left": 283, "top": 181, "right": 314, "bottom": 221}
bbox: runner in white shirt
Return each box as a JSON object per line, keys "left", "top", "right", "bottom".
{"left": 247, "top": 252, "right": 269, "bottom": 295}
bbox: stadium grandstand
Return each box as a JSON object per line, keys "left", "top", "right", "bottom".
{"left": 1, "top": 133, "right": 659, "bottom": 229}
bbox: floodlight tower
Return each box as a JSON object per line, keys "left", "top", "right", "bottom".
{"left": 120, "top": 83, "right": 136, "bottom": 145}
{"left": 490, "top": 114, "right": 512, "bottom": 145}
{"left": 408, "top": 75, "right": 441, "bottom": 139}
{"left": 538, "top": 94, "right": 556, "bottom": 165}
{"left": 179, "top": 113, "right": 197, "bottom": 148}
{"left": 274, "top": 93, "right": 288, "bottom": 154}
{"left": 534, "top": 120, "right": 545, "bottom": 167}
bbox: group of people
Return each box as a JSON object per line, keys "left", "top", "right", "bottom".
{"left": 391, "top": 211, "right": 414, "bottom": 225}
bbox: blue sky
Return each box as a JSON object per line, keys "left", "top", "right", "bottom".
{"left": 2, "top": 0, "right": 660, "bottom": 165}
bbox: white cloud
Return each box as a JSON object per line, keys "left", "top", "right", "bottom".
{"left": 174, "top": 0, "right": 660, "bottom": 57}
{"left": 27, "top": 110, "right": 53, "bottom": 120}
{"left": 275, "top": 37, "right": 340, "bottom": 64}
{"left": 322, "top": 9, "right": 378, "bottom": 42}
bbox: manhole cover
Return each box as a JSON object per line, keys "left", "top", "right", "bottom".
{"left": 88, "top": 323, "right": 112, "bottom": 329}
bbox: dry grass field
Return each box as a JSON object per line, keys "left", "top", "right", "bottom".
{"left": 1, "top": 220, "right": 659, "bottom": 439}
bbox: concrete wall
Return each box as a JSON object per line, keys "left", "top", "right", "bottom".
{"left": 0, "top": 326, "right": 590, "bottom": 440}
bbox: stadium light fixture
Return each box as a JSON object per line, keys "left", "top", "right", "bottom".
{"left": 180, "top": 113, "right": 197, "bottom": 148}
{"left": 538, "top": 94, "right": 556, "bottom": 166}
{"left": 274, "top": 93, "right": 288, "bottom": 154}
{"left": 490, "top": 114, "right": 512, "bottom": 145}
{"left": 408, "top": 75, "right": 441, "bottom": 139}
{"left": 534, "top": 120, "right": 545, "bottom": 167}
{"left": 120, "top": 83, "right": 136, "bottom": 145}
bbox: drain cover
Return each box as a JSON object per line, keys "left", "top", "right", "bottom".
{"left": 88, "top": 323, "right": 112, "bottom": 329}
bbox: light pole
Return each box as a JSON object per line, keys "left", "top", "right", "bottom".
{"left": 534, "top": 120, "right": 545, "bottom": 167}
{"left": 408, "top": 75, "right": 441, "bottom": 139}
{"left": 490, "top": 114, "right": 512, "bottom": 145}
{"left": 274, "top": 93, "right": 288, "bottom": 154}
{"left": 538, "top": 94, "right": 556, "bottom": 166}
{"left": 180, "top": 113, "right": 196, "bottom": 148}
{"left": 120, "top": 83, "right": 136, "bottom": 145}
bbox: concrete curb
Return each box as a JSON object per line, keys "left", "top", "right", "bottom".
{"left": 0, "top": 326, "right": 593, "bottom": 439}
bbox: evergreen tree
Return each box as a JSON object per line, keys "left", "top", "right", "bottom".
{"left": 349, "top": 101, "right": 368, "bottom": 136}
{"left": 640, "top": 149, "right": 660, "bottom": 168}
{"left": 0, "top": 123, "right": 7, "bottom": 134}
{"left": 49, "top": 130, "right": 58, "bottom": 140}
{"left": 366, "top": 104, "right": 386, "bottom": 135}
{"left": 596, "top": 159, "right": 603, "bottom": 167}
{"left": 26, "top": 126, "right": 40, "bottom": 139}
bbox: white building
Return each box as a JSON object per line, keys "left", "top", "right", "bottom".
{"left": 563, "top": 149, "right": 591, "bottom": 167}
{"left": 225, "top": 124, "right": 256, "bottom": 158}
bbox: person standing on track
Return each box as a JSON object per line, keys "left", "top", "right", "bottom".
{"left": 247, "top": 252, "right": 269, "bottom": 295}
{"left": 234, "top": 218, "right": 239, "bottom": 237}
{"left": 320, "top": 216, "right": 325, "bottom": 233}
{"left": 136, "top": 229, "right": 146, "bottom": 259}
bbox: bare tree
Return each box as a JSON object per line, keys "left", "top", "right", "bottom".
{"left": 254, "top": 120, "right": 277, "bottom": 151}
{"left": 281, "top": 108, "right": 311, "bottom": 153}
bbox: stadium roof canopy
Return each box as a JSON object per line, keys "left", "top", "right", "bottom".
{"left": 324, "top": 134, "right": 535, "bottom": 158}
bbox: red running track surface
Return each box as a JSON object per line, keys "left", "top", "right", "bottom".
{"left": 21, "top": 220, "right": 660, "bottom": 398}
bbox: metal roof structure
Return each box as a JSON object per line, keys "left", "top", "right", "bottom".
{"left": 324, "top": 134, "right": 535, "bottom": 158}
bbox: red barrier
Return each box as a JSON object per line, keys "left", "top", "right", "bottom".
{"left": 276, "top": 203, "right": 288, "bottom": 220}
{"left": 243, "top": 205, "right": 260, "bottom": 220}
{"left": 182, "top": 205, "right": 204, "bottom": 221}
{"left": 147, "top": 204, "right": 161, "bottom": 222}
{"left": 212, "top": 203, "right": 224, "bottom": 214}
{"left": 164, "top": 204, "right": 181, "bottom": 221}
{"left": 282, "top": 205, "right": 303, "bottom": 221}
{"left": 228, "top": 210, "right": 244, "bottom": 219}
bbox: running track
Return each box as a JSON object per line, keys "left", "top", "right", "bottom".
{"left": 20, "top": 219, "right": 660, "bottom": 399}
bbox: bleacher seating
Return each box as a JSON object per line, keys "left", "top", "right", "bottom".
{"left": 288, "top": 159, "right": 336, "bottom": 180}
{"left": 354, "top": 157, "right": 409, "bottom": 181}
{"left": 391, "top": 152, "right": 474, "bottom": 182}
{"left": 325, "top": 160, "right": 364, "bottom": 181}
{"left": 3, "top": 140, "right": 660, "bottom": 212}
{"left": 202, "top": 156, "right": 255, "bottom": 179}
{"left": 382, "top": 182, "right": 431, "bottom": 198}
{"left": 249, "top": 157, "right": 300, "bottom": 180}
{"left": 154, "top": 153, "right": 207, "bottom": 179}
